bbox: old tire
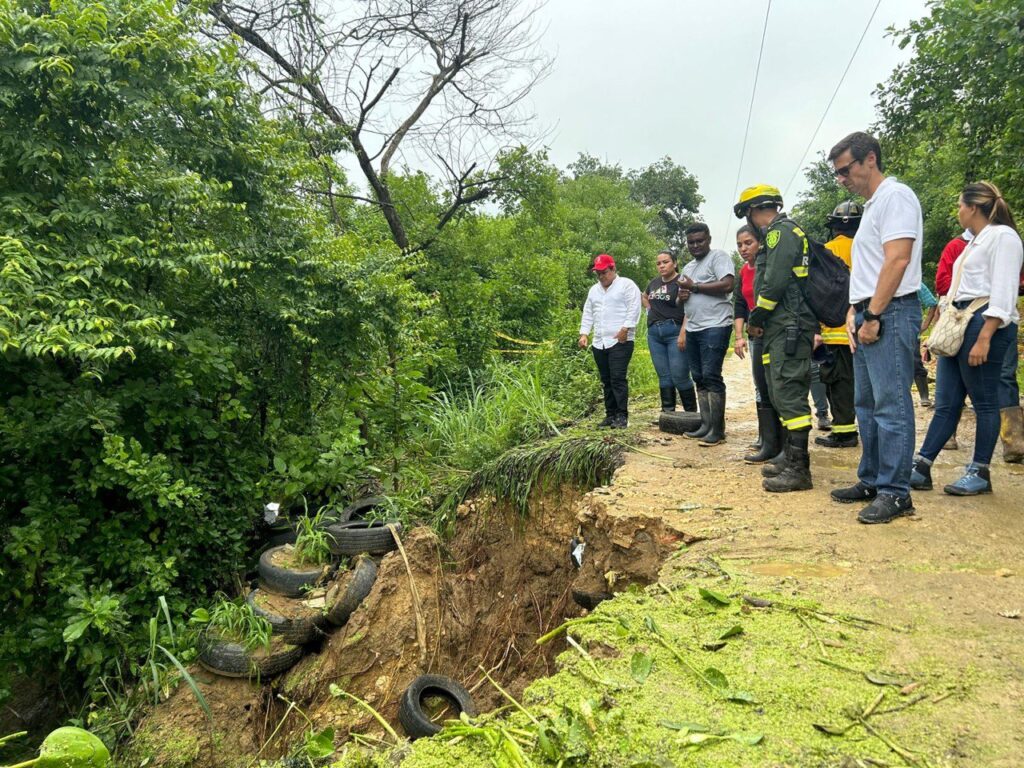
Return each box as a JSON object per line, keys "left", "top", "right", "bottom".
{"left": 658, "top": 411, "right": 703, "bottom": 436}
{"left": 398, "top": 675, "right": 477, "bottom": 739}
{"left": 325, "top": 555, "right": 378, "bottom": 627}
{"left": 324, "top": 520, "right": 402, "bottom": 556}
{"left": 258, "top": 546, "right": 331, "bottom": 597}
{"left": 336, "top": 496, "right": 387, "bottom": 523}
{"left": 197, "top": 633, "right": 304, "bottom": 679}
{"left": 245, "top": 589, "right": 326, "bottom": 645}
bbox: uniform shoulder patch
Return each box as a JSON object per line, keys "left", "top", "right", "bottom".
{"left": 766, "top": 229, "right": 781, "bottom": 249}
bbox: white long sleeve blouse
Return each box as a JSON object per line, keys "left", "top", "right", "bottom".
{"left": 951, "top": 223, "right": 1023, "bottom": 326}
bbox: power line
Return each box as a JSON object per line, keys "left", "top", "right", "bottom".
{"left": 723, "top": 0, "right": 772, "bottom": 239}
{"left": 782, "top": 0, "right": 883, "bottom": 200}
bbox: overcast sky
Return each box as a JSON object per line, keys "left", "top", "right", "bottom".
{"left": 527, "top": 0, "right": 929, "bottom": 248}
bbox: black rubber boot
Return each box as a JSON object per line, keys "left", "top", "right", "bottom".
{"left": 699, "top": 391, "right": 726, "bottom": 446}
{"left": 684, "top": 389, "right": 711, "bottom": 439}
{"left": 659, "top": 387, "right": 676, "bottom": 413}
{"left": 763, "top": 430, "right": 813, "bottom": 492}
{"left": 914, "top": 373, "right": 930, "bottom": 403}
{"left": 678, "top": 387, "right": 698, "bottom": 413}
{"left": 761, "top": 426, "right": 790, "bottom": 477}
{"left": 745, "top": 406, "right": 781, "bottom": 463}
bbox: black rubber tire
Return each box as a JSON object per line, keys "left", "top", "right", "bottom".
{"left": 571, "top": 589, "right": 613, "bottom": 610}
{"left": 265, "top": 528, "right": 298, "bottom": 548}
{"left": 658, "top": 411, "right": 703, "bottom": 436}
{"left": 258, "top": 546, "right": 331, "bottom": 597}
{"left": 398, "top": 675, "right": 477, "bottom": 739}
{"left": 334, "top": 496, "right": 387, "bottom": 524}
{"left": 245, "top": 589, "right": 326, "bottom": 645}
{"left": 197, "top": 633, "right": 305, "bottom": 679}
{"left": 324, "top": 520, "right": 402, "bottom": 556}
{"left": 325, "top": 555, "right": 378, "bottom": 627}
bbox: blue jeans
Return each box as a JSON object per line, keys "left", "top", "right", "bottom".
{"left": 686, "top": 325, "right": 731, "bottom": 395}
{"left": 919, "top": 314, "right": 1015, "bottom": 465}
{"left": 853, "top": 294, "right": 920, "bottom": 497}
{"left": 647, "top": 320, "right": 693, "bottom": 391}
{"left": 1000, "top": 328, "right": 1020, "bottom": 408}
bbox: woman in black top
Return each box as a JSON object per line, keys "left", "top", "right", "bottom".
{"left": 642, "top": 250, "right": 696, "bottom": 412}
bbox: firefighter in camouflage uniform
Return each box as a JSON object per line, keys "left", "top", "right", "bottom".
{"left": 734, "top": 185, "right": 816, "bottom": 492}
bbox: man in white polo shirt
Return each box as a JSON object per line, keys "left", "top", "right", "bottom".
{"left": 579, "top": 254, "right": 642, "bottom": 429}
{"left": 827, "top": 131, "right": 923, "bottom": 524}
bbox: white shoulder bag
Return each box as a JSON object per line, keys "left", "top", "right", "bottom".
{"left": 926, "top": 241, "right": 988, "bottom": 358}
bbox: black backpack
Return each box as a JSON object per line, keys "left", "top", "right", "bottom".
{"left": 800, "top": 236, "right": 851, "bottom": 328}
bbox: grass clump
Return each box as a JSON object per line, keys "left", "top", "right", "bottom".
{"left": 435, "top": 434, "right": 626, "bottom": 529}
{"left": 192, "top": 597, "right": 272, "bottom": 652}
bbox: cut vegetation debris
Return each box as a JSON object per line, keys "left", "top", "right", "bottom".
{"left": 369, "top": 570, "right": 955, "bottom": 768}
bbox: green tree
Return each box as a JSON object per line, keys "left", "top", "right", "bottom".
{"left": 790, "top": 156, "right": 854, "bottom": 242}
{"left": 628, "top": 156, "right": 704, "bottom": 250}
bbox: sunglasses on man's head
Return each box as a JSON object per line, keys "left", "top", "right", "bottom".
{"left": 833, "top": 158, "right": 862, "bottom": 178}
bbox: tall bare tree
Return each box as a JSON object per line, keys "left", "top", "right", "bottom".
{"left": 204, "top": 0, "right": 550, "bottom": 250}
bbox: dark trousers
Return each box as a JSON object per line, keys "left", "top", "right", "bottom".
{"left": 919, "top": 315, "right": 1015, "bottom": 466}
{"left": 819, "top": 344, "right": 856, "bottom": 433}
{"left": 749, "top": 336, "right": 771, "bottom": 405}
{"left": 764, "top": 330, "right": 813, "bottom": 430}
{"left": 593, "top": 341, "right": 634, "bottom": 418}
{"left": 685, "top": 325, "right": 731, "bottom": 395}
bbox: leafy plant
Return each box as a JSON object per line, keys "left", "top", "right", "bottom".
{"left": 193, "top": 597, "right": 272, "bottom": 652}
{"left": 292, "top": 511, "right": 333, "bottom": 567}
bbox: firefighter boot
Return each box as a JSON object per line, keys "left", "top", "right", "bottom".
{"left": 763, "top": 430, "right": 813, "bottom": 493}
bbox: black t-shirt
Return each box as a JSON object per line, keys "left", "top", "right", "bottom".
{"left": 645, "top": 276, "right": 685, "bottom": 327}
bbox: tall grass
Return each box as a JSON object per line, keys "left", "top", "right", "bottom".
{"left": 426, "top": 360, "right": 569, "bottom": 471}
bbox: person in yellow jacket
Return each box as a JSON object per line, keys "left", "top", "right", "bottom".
{"left": 815, "top": 201, "right": 861, "bottom": 449}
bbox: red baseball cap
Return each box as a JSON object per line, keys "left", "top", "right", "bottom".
{"left": 592, "top": 254, "right": 615, "bottom": 271}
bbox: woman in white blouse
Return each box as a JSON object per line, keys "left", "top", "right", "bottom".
{"left": 912, "top": 182, "right": 1023, "bottom": 496}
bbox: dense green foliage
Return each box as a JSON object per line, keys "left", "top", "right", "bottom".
{"left": 875, "top": 0, "right": 1023, "bottom": 264}
{"left": 0, "top": 0, "right": 678, "bottom": 718}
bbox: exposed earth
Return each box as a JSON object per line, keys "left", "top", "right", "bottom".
{"left": 132, "top": 355, "right": 1024, "bottom": 767}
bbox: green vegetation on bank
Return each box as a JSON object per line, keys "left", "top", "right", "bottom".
{"left": 333, "top": 565, "right": 957, "bottom": 768}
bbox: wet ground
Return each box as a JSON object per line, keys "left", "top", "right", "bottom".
{"left": 599, "top": 354, "right": 1024, "bottom": 765}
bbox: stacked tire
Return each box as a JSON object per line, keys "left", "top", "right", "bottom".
{"left": 199, "top": 497, "right": 395, "bottom": 680}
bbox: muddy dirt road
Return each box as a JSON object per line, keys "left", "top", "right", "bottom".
{"left": 604, "top": 354, "right": 1024, "bottom": 765}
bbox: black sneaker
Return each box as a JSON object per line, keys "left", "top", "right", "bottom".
{"left": 857, "top": 493, "right": 914, "bottom": 524}
{"left": 815, "top": 433, "right": 859, "bottom": 449}
{"left": 830, "top": 481, "right": 877, "bottom": 504}
{"left": 596, "top": 416, "right": 614, "bottom": 429}
{"left": 611, "top": 415, "right": 628, "bottom": 429}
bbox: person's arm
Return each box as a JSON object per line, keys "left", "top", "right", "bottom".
{"left": 733, "top": 317, "right": 747, "bottom": 359}
{"left": 676, "top": 314, "right": 687, "bottom": 351}
{"left": 859, "top": 238, "right": 913, "bottom": 344}
{"left": 920, "top": 305, "right": 937, "bottom": 334}
{"left": 615, "top": 281, "right": 642, "bottom": 343}
{"left": 578, "top": 291, "right": 594, "bottom": 348}
{"left": 980, "top": 228, "right": 1024, "bottom": 330}
{"left": 968, "top": 317, "right": 1004, "bottom": 367}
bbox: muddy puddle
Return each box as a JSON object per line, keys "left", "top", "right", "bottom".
{"left": 133, "top": 486, "right": 697, "bottom": 768}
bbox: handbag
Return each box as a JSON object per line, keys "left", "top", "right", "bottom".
{"left": 926, "top": 240, "right": 988, "bottom": 358}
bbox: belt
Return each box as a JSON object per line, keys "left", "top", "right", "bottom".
{"left": 853, "top": 293, "right": 917, "bottom": 313}
{"left": 650, "top": 318, "right": 682, "bottom": 327}
{"left": 952, "top": 299, "right": 987, "bottom": 309}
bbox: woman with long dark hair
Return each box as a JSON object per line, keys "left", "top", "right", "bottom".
{"left": 912, "top": 182, "right": 1023, "bottom": 495}
{"left": 732, "top": 225, "right": 781, "bottom": 462}
{"left": 642, "top": 250, "right": 697, "bottom": 412}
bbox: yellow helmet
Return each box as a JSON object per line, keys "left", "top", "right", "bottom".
{"left": 734, "top": 184, "right": 783, "bottom": 218}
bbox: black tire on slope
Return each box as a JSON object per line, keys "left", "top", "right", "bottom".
{"left": 324, "top": 555, "right": 378, "bottom": 627}
{"left": 245, "top": 589, "right": 326, "bottom": 645}
{"left": 258, "top": 545, "right": 331, "bottom": 597}
{"left": 324, "top": 520, "right": 402, "bottom": 556}
{"left": 398, "top": 674, "right": 477, "bottom": 739}
{"left": 197, "top": 633, "right": 305, "bottom": 679}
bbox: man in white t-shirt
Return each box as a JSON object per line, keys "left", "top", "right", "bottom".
{"left": 579, "top": 254, "right": 642, "bottom": 428}
{"left": 826, "top": 131, "right": 923, "bottom": 524}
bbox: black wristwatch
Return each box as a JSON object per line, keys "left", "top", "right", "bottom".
{"left": 862, "top": 308, "right": 881, "bottom": 323}
{"left": 691, "top": 283, "right": 701, "bottom": 294}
